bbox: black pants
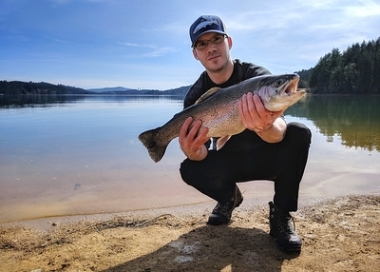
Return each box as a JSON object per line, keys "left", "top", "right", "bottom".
{"left": 179, "top": 122, "right": 312, "bottom": 212}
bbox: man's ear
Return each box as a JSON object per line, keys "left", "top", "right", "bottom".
{"left": 227, "top": 36, "right": 233, "bottom": 50}
{"left": 193, "top": 49, "right": 199, "bottom": 60}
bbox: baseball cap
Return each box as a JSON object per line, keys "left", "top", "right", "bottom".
{"left": 189, "top": 15, "right": 227, "bottom": 47}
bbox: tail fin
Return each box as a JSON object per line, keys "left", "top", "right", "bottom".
{"left": 138, "top": 128, "right": 168, "bottom": 163}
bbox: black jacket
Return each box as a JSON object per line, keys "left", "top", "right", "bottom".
{"left": 183, "top": 59, "right": 273, "bottom": 151}
{"left": 184, "top": 59, "right": 271, "bottom": 108}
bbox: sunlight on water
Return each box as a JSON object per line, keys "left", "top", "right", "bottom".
{"left": 0, "top": 95, "right": 379, "bottom": 222}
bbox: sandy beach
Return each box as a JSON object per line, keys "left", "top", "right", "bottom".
{"left": 1, "top": 194, "right": 379, "bottom": 272}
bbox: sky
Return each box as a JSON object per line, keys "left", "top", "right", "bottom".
{"left": 1, "top": 0, "right": 379, "bottom": 90}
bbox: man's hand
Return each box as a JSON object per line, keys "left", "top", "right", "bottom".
{"left": 238, "top": 92, "right": 286, "bottom": 143}
{"left": 178, "top": 117, "right": 210, "bottom": 161}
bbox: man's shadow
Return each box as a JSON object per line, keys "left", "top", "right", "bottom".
{"left": 101, "top": 225, "right": 299, "bottom": 272}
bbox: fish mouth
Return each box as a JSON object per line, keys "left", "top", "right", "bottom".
{"left": 280, "top": 74, "right": 300, "bottom": 96}
{"left": 262, "top": 74, "right": 305, "bottom": 112}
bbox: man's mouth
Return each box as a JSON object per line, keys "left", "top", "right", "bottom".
{"left": 207, "top": 54, "right": 221, "bottom": 61}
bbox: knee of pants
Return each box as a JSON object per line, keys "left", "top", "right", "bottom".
{"left": 179, "top": 159, "right": 198, "bottom": 186}
{"left": 285, "top": 122, "right": 312, "bottom": 145}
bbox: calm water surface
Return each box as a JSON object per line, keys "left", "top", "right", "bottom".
{"left": 1, "top": 95, "right": 379, "bottom": 222}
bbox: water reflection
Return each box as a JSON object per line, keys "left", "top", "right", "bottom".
{"left": 0, "top": 94, "right": 184, "bottom": 108}
{"left": 286, "top": 95, "right": 380, "bottom": 151}
{"left": 0, "top": 94, "right": 379, "bottom": 223}
{"left": 2, "top": 94, "right": 379, "bottom": 152}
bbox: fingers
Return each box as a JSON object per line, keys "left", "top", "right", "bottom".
{"left": 252, "top": 93, "right": 265, "bottom": 118}
{"left": 179, "top": 117, "right": 209, "bottom": 152}
{"left": 240, "top": 93, "right": 258, "bottom": 123}
{"left": 239, "top": 93, "right": 282, "bottom": 131}
{"left": 179, "top": 116, "right": 193, "bottom": 141}
{"left": 239, "top": 93, "right": 260, "bottom": 128}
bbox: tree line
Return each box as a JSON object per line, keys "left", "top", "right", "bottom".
{"left": 0, "top": 80, "right": 189, "bottom": 96}
{"left": 0, "top": 81, "right": 93, "bottom": 95}
{"left": 300, "top": 37, "right": 380, "bottom": 94}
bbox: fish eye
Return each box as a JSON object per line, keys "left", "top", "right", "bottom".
{"left": 275, "top": 79, "right": 285, "bottom": 87}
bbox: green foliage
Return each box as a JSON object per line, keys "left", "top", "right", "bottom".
{"left": 0, "top": 80, "right": 190, "bottom": 97}
{"left": 295, "top": 68, "right": 314, "bottom": 89}
{"left": 0, "top": 81, "right": 90, "bottom": 95}
{"left": 308, "top": 37, "right": 380, "bottom": 94}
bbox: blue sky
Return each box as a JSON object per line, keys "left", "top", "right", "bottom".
{"left": 1, "top": 0, "right": 379, "bottom": 90}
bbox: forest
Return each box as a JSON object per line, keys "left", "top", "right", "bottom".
{"left": 299, "top": 37, "right": 380, "bottom": 94}
{"left": 0, "top": 81, "right": 91, "bottom": 95}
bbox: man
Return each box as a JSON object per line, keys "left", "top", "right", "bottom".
{"left": 179, "top": 15, "right": 311, "bottom": 254}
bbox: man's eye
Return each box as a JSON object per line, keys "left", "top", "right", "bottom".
{"left": 213, "top": 36, "right": 222, "bottom": 42}
{"left": 198, "top": 41, "right": 207, "bottom": 47}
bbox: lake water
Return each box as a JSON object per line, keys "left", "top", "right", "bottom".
{"left": 1, "top": 94, "right": 379, "bottom": 223}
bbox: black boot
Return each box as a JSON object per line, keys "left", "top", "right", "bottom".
{"left": 269, "top": 201, "right": 302, "bottom": 253}
{"left": 207, "top": 186, "right": 243, "bottom": 225}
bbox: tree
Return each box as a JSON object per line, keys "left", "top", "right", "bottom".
{"left": 309, "top": 38, "right": 380, "bottom": 94}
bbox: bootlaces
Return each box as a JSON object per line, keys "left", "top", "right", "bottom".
{"left": 277, "top": 213, "right": 296, "bottom": 234}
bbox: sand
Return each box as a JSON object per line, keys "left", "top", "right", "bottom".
{"left": 1, "top": 194, "right": 379, "bottom": 272}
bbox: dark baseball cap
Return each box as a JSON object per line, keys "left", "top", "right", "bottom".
{"left": 189, "top": 15, "right": 227, "bottom": 47}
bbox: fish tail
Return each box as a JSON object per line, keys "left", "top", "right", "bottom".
{"left": 138, "top": 128, "right": 168, "bottom": 163}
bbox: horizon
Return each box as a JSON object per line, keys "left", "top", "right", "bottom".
{"left": 1, "top": 0, "right": 379, "bottom": 90}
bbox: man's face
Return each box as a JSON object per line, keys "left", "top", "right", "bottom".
{"left": 192, "top": 32, "right": 232, "bottom": 73}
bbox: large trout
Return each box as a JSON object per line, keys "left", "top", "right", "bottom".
{"left": 139, "top": 74, "right": 305, "bottom": 162}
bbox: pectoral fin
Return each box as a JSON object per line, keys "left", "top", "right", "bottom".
{"left": 216, "top": 135, "right": 231, "bottom": 150}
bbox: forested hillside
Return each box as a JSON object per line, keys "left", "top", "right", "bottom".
{"left": 0, "top": 81, "right": 91, "bottom": 95}
{"left": 0, "top": 80, "right": 190, "bottom": 96}
{"left": 307, "top": 37, "right": 380, "bottom": 94}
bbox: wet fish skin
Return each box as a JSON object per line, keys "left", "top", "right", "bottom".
{"left": 138, "top": 74, "right": 305, "bottom": 162}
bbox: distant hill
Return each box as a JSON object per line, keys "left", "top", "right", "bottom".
{"left": 0, "top": 81, "right": 92, "bottom": 95}
{"left": 86, "top": 85, "right": 190, "bottom": 96}
{"left": 87, "top": 87, "right": 133, "bottom": 93}
{"left": 0, "top": 80, "right": 191, "bottom": 97}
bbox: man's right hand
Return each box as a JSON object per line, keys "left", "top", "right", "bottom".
{"left": 178, "top": 117, "right": 209, "bottom": 161}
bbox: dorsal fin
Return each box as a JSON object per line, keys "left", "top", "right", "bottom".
{"left": 195, "top": 87, "right": 221, "bottom": 104}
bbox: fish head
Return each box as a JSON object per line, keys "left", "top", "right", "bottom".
{"left": 257, "top": 74, "right": 305, "bottom": 112}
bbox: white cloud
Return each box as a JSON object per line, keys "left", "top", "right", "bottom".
{"left": 118, "top": 41, "right": 176, "bottom": 58}
{"left": 344, "top": 0, "right": 380, "bottom": 17}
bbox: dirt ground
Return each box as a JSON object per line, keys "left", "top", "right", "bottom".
{"left": 0, "top": 194, "right": 379, "bottom": 272}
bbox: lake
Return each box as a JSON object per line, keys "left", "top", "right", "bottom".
{"left": 1, "top": 94, "right": 379, "bottom": 223}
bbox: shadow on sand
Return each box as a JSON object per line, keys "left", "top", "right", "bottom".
{"left": 101, "top": 225, "right": 299, "bottom": 272}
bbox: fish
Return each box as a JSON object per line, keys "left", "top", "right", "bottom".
{"left": 138, "top": 74, "right": 305, "bottom": 163}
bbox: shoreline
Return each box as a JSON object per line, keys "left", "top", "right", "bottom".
{"left": 1, "top": 192, "right": 379, "bottom": 230}
{"left": 1, "top": 193, "right": 379, "bottom": 271}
